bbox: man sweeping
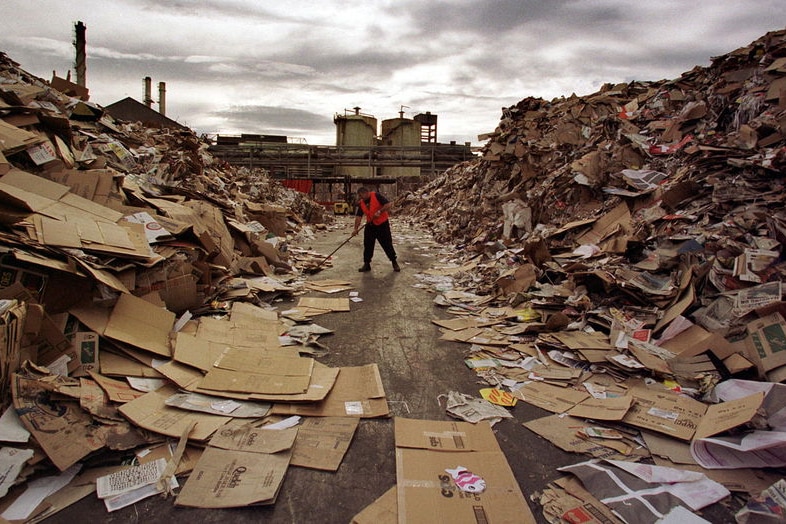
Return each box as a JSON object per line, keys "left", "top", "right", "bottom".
{"left": 352, "top": 186, "right": 400, "bottom": 272}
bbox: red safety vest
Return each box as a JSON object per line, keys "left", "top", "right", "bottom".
{"left": 359, "top": 192, "right": 389, "bottom": 225}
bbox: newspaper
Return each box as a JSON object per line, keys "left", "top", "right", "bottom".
{"left": 732, "top": 281, "right": 782, "bottom": 317}
{"left": 735, "top": 479, "right": 786, "bottom": 523}
{"left": 97, "top": 458, "right": 178, "bottom": 512}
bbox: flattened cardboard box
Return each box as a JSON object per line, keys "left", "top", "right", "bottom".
{"left": 118, "top": 384, "right": 228, "bottom": 441}
{"left": 394, "top": 417, "right": 536, "bottom": 524}
{"left": 176, "top": 420, "right": 295, "bottom": 508}
{"left": 175, "top": 446, "right": 291, "bottom": 508}
{"left": 352, "top": 486, "right": 398, "bottom": 524}
{"left": 104, "top": 293, "right": 175, "bottom": 357}
{"left": 271, "top": 364, "right": 388, "bottom": 418}
{"left": 290, "top": 416, "right": 359, "bottom": 471}
{"left": 622, "top": 385, "right": 765, "bottom": 441}
{"left": 11, "top": 373, "right": 104, "bottom": 471}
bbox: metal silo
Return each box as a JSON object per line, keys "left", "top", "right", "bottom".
{"left": 334, "top": 107, "right": 378, "bottom": 178}
{"left": 380, "top": 109, "right": 421, "bottom": 178}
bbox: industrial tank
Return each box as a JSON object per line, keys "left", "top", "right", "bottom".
{"left": 379, "top": 111, "right": 421, "bottom": 178}
{"left": 334, "top": 107, "right": 378, "bottom": 178}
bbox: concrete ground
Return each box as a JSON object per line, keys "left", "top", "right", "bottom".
{"left": 46, "top": 217, "right": 741, "bottom": 523}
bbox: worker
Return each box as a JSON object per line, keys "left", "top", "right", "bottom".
{"left": 352, "top": 186, "right": 400, "bottom": 272}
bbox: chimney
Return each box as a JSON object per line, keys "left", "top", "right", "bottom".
{"left": 143, "top": 77, "right": 153, "bottom": 108}
{"left": 74, "top": 21, "right": 87, "bottom": 88}
{"left": 158, "top": 81, "right": 166, "bottom": 116}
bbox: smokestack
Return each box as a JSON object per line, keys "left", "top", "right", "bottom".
{"left": 158, "top": 81, "right": 166, "bottom": 116}
{"left": 74, "top": 21, "right": 87, "bottom": 88}
{"left": 143, "top": 77, "right": 153, "bottom": 108}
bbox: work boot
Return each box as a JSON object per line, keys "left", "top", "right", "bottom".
{"left": 392, "top": 260, "right": 401, "bottom": 272}
{"left": 358, "top": 263, "right": 371, "bottom": 272}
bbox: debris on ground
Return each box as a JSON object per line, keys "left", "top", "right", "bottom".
{"left": 1, "top": 25, "right": 786, "bottom": 523}
{"left": 397, "top": 27, "right": 786, "bottom": 521}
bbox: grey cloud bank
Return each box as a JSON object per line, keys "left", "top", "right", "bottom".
{"left": 2, "top": 1, "right": 784, "bottom": 145}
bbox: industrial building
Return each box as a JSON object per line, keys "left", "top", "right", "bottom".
{"left": 208, "top": 107, "right": 477, "bottom": 207}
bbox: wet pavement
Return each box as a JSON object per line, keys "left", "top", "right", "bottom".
{"left": 45, "top": 217, "right": 739, "bottom": 523}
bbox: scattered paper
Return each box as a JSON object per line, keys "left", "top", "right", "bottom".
{"left": 1, "top": 464, "right": 81, "bottom": 521}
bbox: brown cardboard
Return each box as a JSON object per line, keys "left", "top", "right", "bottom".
{"left": 174, "top": 446, "right": 291, "bottom": 508}
{"left": 622, "top": 386, "right": 764, "bottom": 441}
{"left": 0, "top": 151, "right": 9, "bottom": 175}
{"left": 660, "top": 323, "right": 739, "bottom": 360}
{"left": 11, "top": 373, "right": 104, "bottom": 471}
{"left": 172, "top": 332, "right": 227, "bottom": 371}
{"left": 0, "top": 121, "right": 41, "bottom": 154}
{"left": 79, "top": 377, "right": 123, "bottom": 422}
{"left": 155, "top": 360, "right": 204, "bottom": 391}
{"left": 200, "top": 367, "right": 311, "bottom": 395}
{"left": 214, "top": 348, "right": 313, "bottom": 376}
{"left": 552, "top": 331, "right": 614, "bottom": 350}
{"left": 575, "top": 202, "right": 632, "bottom": 253}
{"left": 87, "top": 371, "right": 145, "bottom": 403}
{"left": 0, "top": 284, "right": 79, "bottom": 374}
{"left": 567, "top": 395, "right": 633, "bottom": 421}
{"left": 622, "top": 386, "right": 705, "bottom": 440}
{"left": 200, "top": 350, "right": 314, "bottom": 395}
{"left": 195, "top": 316, "right": 281, "bottom": 348}
{"left": 247, "top": 362, "right": 339, "bottom": 403}
{"left": 0, "top": 298, "right": 25, "bottom": 408}
{"left": 745, "top": 312, "right": 786, "bottom": 376}
{"left": 511, "top": 381, "right": 590, "bottom": 413}
{"left": 351, "top": 486, "right": 397, "bottom": 524}
{"left": 296, "top": 296, "right": 351, "bottom": 312}
{"left": 394, "top": 417, "right": 536, "bottom": 524}
{"left": 290, "top": 416, "right": 359, "bottom": 471}
{"left": 40, "top": 169, "right": 117, "bottom": 206}
{"left": 208, "top": 423, "right": 298, "bottom": 454}
{"left": 694, "top": 391, "right": 765, "bottom": 440}
{"left": 70, "top": 331, "right": 99, "bottom": 377}
{"left": 271, "top": 364, "right": 388, "bottom": 418}
{"left": 104, "top": 293, "right": 175, "bottom": 357}
{"left": 99, "top": 350, "right": 164, "bottom": 378}
{"left": 542, "top": 476, "right": 624, "bottom": 524}
{"left": 641, "top": 430, "right": 696, "bottom": 464}
{"left": 523, "top": 414, "right": 646, "bottom": 461}
{"left": 117, "top": 385, "right": 228, "bottom": 441}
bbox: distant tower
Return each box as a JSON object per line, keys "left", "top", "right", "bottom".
{"left": 74, "top": 21, "right": 87, "bottom": 88}
{"left": 380, "top": 108, "right": 421, "bottom": 178}
{"left": 414, "top": 112, "right": 438, "bottom": 143}
{"left": 334, "top": 107, "right": 378, "bottom": 178}
{"left": 158, "top": 82, "right": 167, "bottom": 116}
{"left": 143, "top": 77, "right": 153, "bottom": 108}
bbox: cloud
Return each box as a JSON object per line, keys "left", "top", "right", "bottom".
{"left": 211, "top": 104, "right": 332, "bottom": 134}
{"left": 2, "top": 0, "right": 783, "bottom": 146}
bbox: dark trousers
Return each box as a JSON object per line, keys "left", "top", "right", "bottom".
{"left": 363, "top": 221, "right": 397, "bottom": 263}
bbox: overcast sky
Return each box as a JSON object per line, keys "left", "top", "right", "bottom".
{"left": 2, "top": 1, "right": 784, "bottom": 146}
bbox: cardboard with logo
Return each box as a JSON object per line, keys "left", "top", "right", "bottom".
{"left": 622, "top": 385, "right": 765, "bottom": 441}
{"left": 175, "top": 421, "right": 296, "bottom": 508}
{"left": 745, "top": 312, "right": 786, "bottom": 380}
{"left": 394, "top": 417, "right": 536, "bottom": 524}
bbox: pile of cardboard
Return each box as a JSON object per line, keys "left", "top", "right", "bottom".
{"left": 400, "top": 28, "right": 786, "bottom": 520}
{"left": 0, "top": 51, "right": 405, "bottom": 519}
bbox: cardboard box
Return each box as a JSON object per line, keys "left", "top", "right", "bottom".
{"left": 394, "top": 417, "right": 536, "bottom": 523}
{"left": 745, "top": 312, "right": 786, "bottom": 379}
{"left": 622, "top": 385, "right": 765, "bottom": 441}
{"left": 67, "top": 331, "right": 98, "bottom": 378}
